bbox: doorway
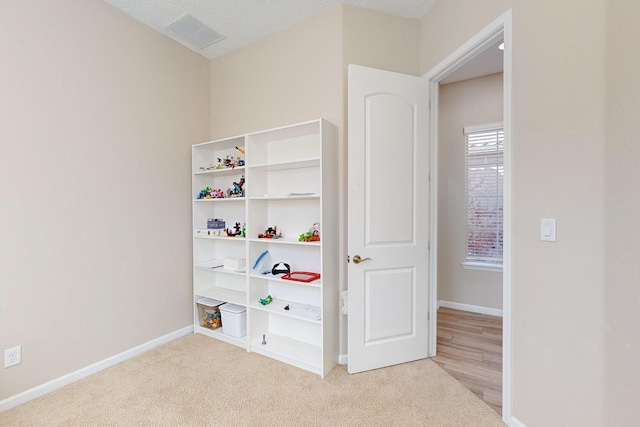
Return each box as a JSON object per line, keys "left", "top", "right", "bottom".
{"left": 433, "top": 47, "right": 504, "bottom": 414}
{"left": 425, "top": 9, "right": 512, "bottom": 422}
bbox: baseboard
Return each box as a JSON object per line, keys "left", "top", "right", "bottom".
{"left": 438, "top": 300, "right": 503, "bottom": 317}
{"left": 338, "top": 353, "right": 348, "bottom": 365}
{"left": 507, "top": 414, "right": 527, "bottom": 427}
{"left": 0, "top": 325, "right": 193, "bottom": 414}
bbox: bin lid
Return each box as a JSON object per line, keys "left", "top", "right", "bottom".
{"left": 219, "top": 303, "right": 246, "bottom": 313}
{"left": 196, "top": 297, "right": 225, "bottom": 307}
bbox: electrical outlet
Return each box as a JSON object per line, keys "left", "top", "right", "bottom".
{"left": 4, "top": 346, "right": 22, "bottom": 368}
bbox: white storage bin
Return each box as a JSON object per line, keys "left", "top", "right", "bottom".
{"left": 219, "top": 303, "right": 247, "bottom": 338}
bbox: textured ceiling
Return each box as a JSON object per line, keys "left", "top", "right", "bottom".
{"left": 104, "top": 0, "right": 438, "bottom": 59}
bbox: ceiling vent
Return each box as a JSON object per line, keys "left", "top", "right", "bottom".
{"left": 165, "top": 14, "right": 225, "bottom": 49}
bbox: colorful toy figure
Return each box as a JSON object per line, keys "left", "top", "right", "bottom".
{"left": 197, "top": 187, "right": 226, "bottom": 199}
{"left": 226, "top": 222, "right": 243, "bottom": 237}
{"left": 218, "top": 155, "right": 234, "bottom": 168}
{"left": 258, "top": 226, "right": 281, "bottom": 239}
{"left": 259, "top": 295, "right": 273, "bottom": 305}
{"left": 227, "top": 175, "right": 245, "bottom": 198}
{"left": 235, "top": 147, "right": 246, "bottom": 167}
{"left": 299, "top": 222, "right": 320, "bottom": 242}
{"left": 197, "top": 187, "right": 213, "bottom": 199}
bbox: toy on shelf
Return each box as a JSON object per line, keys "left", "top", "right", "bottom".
{"left": 215, "top": 146, "right": 246, "bottom": 169}
{"left": 216, "top": 155, "right": 234, "bottom": 169}
{"left": 281, "top": 272, "right": 321, "bottom": 283}
{"left": 299, "top": 222, "right": 320, "bottom": 242}
{"left": 197, "top": 187, "right": 225, "bottom": 199}
{"left": 226, "top": 222, "right": 245, "bottom": 238}
{"left": 202, "top": 310, "right": 221, "bottom": 329}
{"left": 271, "top": 262, "right": 291, "bottom": 276}
{"left": 205, "top": 218, "right": 226, "bottom": 236}
{"left": 235, "top": 146, "right": 246, "bottom": 167}
{"left": 258, "top": 226, "right": 282, "bottom": 239}
{"left": 227, "top": 175, "right": 245, "bottom": 198}
{"left": 259, "top": 295, "right": 273, "bottom": 305}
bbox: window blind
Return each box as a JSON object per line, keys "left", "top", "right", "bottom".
{"left": 464, "top": 123, "right": 504, "bottom": 264}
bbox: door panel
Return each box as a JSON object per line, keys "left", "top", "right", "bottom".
{"left": 365, "top": 95, "right": 416, "bottom": 245}
{"left": 365, "top": 268, "right": 414, "bottom": 342}
{"left": 348, "top": 64, "right": 429, "bottom": 374}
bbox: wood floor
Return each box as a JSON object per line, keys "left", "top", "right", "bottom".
{"left": 432, "top": 307, "right": 503, "bottom": 415}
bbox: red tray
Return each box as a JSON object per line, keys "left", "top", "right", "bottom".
{"left": 281, "top": 271, "right": 321, "bottom": 283}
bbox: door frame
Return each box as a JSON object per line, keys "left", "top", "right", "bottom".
{"left": 423, "top": 9, "right": 513, "bottom": 423}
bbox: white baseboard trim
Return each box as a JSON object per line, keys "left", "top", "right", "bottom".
{"left": 507, "top": 415, "right": 527, "bottom": 427}
{"left": 438, "top": 300, "right": 503, "bottom": 317}
{"left": 0, "top": 325, "right": 193, "bottom": 414}
{"left": 338, "top": 354, "right": 348, "bottom": 365}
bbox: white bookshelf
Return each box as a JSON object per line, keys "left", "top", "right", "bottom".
{"left": 191, "top": 119, "right": 338, "bottom": 377}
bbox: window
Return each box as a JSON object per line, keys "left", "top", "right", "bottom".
{"left": 463, "top": 122, "right": 504, "bottom": 270}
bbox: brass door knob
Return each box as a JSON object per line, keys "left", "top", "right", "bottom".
{"left": 353, "top": 255, "right": 371, "bottom": 264}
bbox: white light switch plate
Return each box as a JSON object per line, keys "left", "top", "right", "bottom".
{"left": 541, "top": 218, "right": 557, "bottom": 242}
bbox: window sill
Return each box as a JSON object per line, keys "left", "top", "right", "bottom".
{"left": 461, "top": 261, "right": 503, "bottom": 273}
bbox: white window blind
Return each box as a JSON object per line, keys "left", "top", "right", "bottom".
{"left": 464, "top": 122, "right": 504, "bottom": 265}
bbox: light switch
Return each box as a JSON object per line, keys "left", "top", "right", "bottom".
{"left": 541, "top": 218, "right": 556, "bottom": 242}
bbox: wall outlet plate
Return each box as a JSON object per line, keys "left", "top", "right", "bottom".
{"left": 4, "top": 346, "right": 22, "bottom": 368}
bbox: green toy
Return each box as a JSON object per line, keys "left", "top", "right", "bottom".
{"left": 259, "top": 295, "right": 273, "bottom": 305}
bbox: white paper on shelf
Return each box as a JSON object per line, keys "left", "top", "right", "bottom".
{"left": 287, "top": 192, "right": 317, "bottom": 196}
{"left": 195, "top": 259, "right": 224, "bottom": 269}
{"left": 290, "top": 304, "right": 321, "bottom": 321}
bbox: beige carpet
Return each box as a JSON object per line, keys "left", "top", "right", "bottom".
{"left": 0, "top": 334, "right": 504, "bottom": 426}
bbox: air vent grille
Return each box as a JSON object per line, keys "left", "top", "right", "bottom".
{"left": 165, "top": 14, "right": 225, "bottom": 49}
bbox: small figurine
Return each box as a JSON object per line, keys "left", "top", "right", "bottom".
{"left": 235, "top": 147, "right": 246, "bottom": 167}
{"left": 226, "top": 222, "right": 243, "bottom": 237}
{"left": 259, "top": 295, "right": 273, "bottom": 305}
{"left": 197, "top": 187, "right": 213, "bottom": 199}
{"left": 258, "top": 226, "right": 281, "bottom": 239}
{"left": 217, "top": 155, "right": 234, "bottom": 168}
{"left": 197, "top": 187, "right": 226, "bottom": 199}
{"left": 299, "top": 222, "right": 320, "bottom": 242}
{"left": 227, "top": 175, "right": 245, "bottom": 198}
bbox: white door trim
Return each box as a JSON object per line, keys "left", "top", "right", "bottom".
{"left": 423, "top": 9, "right": 513, "bottom": 425}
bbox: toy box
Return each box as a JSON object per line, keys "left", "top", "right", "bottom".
{"left": 196, "top": 297, "right": 224, "bottom": 330}
{"left": 207, "top": 218, "right": 225, "bottom": 230}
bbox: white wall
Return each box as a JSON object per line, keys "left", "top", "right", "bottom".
{"left": 604, "top": 1, "right": 640, "bottom": 423}
{"left": 422, "top": 1, "right": 607, "bottom": 425}
{"left": 0, "top": 0, "right": 210, "bottom": 400}
{"left": 438, "top": 73, "right": 503, "bottom": 310}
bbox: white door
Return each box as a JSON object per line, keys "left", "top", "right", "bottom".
{"left": 347, "top": 65, "right": 430, "bottom": 374}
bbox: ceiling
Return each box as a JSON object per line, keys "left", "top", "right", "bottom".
{"left": 103, "top": 0, "right": 502, "bottom": 83}
{"left": 441, "top": 39, "right": 504, "bottom": 85}
{"left": 104, "top": 0, "right": 439, "bottom": 60}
